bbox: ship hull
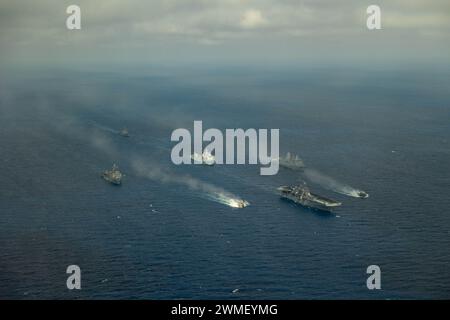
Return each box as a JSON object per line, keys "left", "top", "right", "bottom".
{"left": 102, "top": 175, "right": 121, "bottom": 185}
{"left": 101, "top": 173, "right": 122, "bottom": 185}
{"left": 280, "top": 193, "right": 335, "bottom": 212}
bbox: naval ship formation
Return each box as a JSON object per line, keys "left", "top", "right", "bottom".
{"left": 98, "top": 124, "right": 367, "bottom": 212}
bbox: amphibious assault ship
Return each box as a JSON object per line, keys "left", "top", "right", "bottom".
{"left": 278, "top": 185, "right": 341, "bottom": 212}
{"left": 102, "top": 164, "right": 123, "bottom": 185}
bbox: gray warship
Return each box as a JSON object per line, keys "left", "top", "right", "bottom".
{"left": 277, "top": 152, "right": 305, "bottom": 170}
{"left": 191, "top": 150, "right": 215, "bottom": 166}
{"left": 102, "top": 164, "right": 123, "bottom": 185}
{"left": 357, "top": 191, "right": 369, "bottom": 199}
{"left": 278, "top": 185, "right": 341, "bottom": 212}
{"left": 230, "top": 199, "right": 250, "bottom": 208}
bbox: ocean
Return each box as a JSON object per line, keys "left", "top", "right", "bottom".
{"left": 0, "top": 66, "right": 449, "bottom": 299}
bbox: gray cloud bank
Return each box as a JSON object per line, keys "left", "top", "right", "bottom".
{"left": 0, "top": 0, "right": 449, "bottom": 67}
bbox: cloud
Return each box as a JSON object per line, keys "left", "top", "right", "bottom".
{"left": 0, "top": 0, "right": 449, "bottom": 66}
{"left": 240, "top": 9, "right": 266, "bottom": 28}
{"left": 2, "top": 0, "right": 449, "bottom": 42}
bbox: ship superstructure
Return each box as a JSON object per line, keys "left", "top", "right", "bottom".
{"left": 278, "top": 185, "right": 341, "bottom": 212}
{"left": 102, "top": 164, "right": 123, "bottom": 185}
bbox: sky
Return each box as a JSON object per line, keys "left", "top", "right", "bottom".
{"left": 0, "top": 0, "right": 449, "bottom": 68}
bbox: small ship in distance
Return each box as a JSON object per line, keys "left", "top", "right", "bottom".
{"left": 119, "top": 128, "right": 130, "bottom": 137}
{"left": 102, "top": 164, "right": 123, "bottom": 185}
{"left": 275, "top": 152, "right": 305, "bottom": 171}
{"left": 357, "top": 191, "right": 369, "bottom": 199}
{"left": 230, "top": 199, "right": 250, "bottom": 208}
{"left": 278, "top": 185, "right": 341, "bottom": 212}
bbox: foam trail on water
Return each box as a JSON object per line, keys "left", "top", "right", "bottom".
{"left": 303, "top": 168, "right": 368, "bottom": 198}
{"left": 90, "top": 121, "right": 119, "bottom": 134}
{"left": 131, "top": 158, "right": 249, "bottom": 208}
{"left": 203, "top": 192, "right": 250, "bottom": 208}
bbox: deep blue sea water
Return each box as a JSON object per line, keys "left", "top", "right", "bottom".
{"left": 0, "top": 66, "right": 449, "bottom": 299}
